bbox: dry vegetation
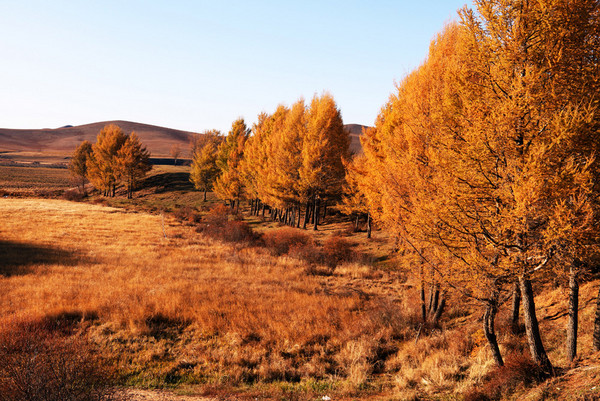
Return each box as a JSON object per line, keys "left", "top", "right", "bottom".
{"left": 1, "top": 197, "right": 598, "bottom": 399}
{"left": 0, "top": 199, "right": 408, "bottom": 398}
{"left": 0, "top": 165, "right": 73, "bottom": 196}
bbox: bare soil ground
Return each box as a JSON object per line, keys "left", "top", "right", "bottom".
{"left": 115, "top": 389, "right": 215, "bottom": 401}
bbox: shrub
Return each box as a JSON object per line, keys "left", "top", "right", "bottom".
{"left": 209, "top": 203, "right": 234, "bottom": 219}
{"left": 288, "top": 241, "right": 323, "bottom": 266}
{"left": 463, "top": 353, "right": 548, "bottom": 401}
{"left": 322, "top": 235, "right": 354, "bottom": 268}
{"left": 216, "top": 220, "right": 258, "bottom": 243}
{"left": 0, "top": 317, "right": 115, "bottom": 401}
{"left": 263, "top": 228, "right": 313, "bottom": 256}
{"left": 172, "top": 206, "right": 202, "bottom": 225}
{"left": 62, "top": 189, "right": 85, "bottom": 201}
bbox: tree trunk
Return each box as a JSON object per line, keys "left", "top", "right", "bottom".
{"left": 594, "top": 283, "right": 600, "bottom": 352}
{"left": 296, "top": 205, "right": 301, "bottom": 228}
{"left": 313, "top": 196, "right": 319, "bottom": 231}
{"left": 519, "top": 276, "right": 553, "bottom": 374}
{"left": 432, "top": 294, "right": 445, "bottom": 326}
{"left": 510, "top": 279, "right": 521, "bottom": 334}
{"left": 303, "top": 200, "right": 311, "bottom": 229}
{"left": 483, "top": 295, "right": 504, "bottom": 367}
{"left": 427, "top": 280, "right": 437, "bottom": 316}
{"left": 355, "top": 214, "right": 360, "bottom": 232}
{"left": 567, "top": 265, "right": 579, "bottom": 362}
{"left": 322, "top": 200, "right": 327, "bottom": 222}
{"left": 203, "top": 189, "right": 207, "bottom": 202}
{"left": 262, "top": 203, "right": 266, "bottom": 218}
{"left": 367, "top": 212, "right": 372, "bottom": 239}
{"left": 420, "top": 265, "right": 427, "bottom": 323}
{"left": 430, "top": 285, "right": 439, "bottom": 316}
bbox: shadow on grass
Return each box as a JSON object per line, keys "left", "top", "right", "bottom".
{"left": 140, "top": 172, "right": 194, "bottom": 194}
{"left": 0, "top": 240, "right": 85, "bottom": 276}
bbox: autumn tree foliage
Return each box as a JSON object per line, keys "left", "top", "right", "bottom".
{"left": 86, "top": 124, "right": 128, "bottom": 197}
{"left": 170, "top": 144, "right": 181, "bottom": 166}
{"left": 357, "top": 0, "right": 600, "bottom": 372}
{"left": 190, "top": 130, "right": 221, "bottom": 201}
{"left": 300, "top": 94, "right": 350, "bottom": 229}
{"left": 340, "top": 153, "right": 371, "bottom": 237}
{"left": 116, "top": 132, "right": 152, "bottom": 199}
{"left": 235, "top": 94, "right": 349, "bottom": 229}
{"left": 79, "top": 124, "right": 152, "bottom": 198}
{"left": 213, "top": 119, "right": 250, "bottom": 210}
{"left": 68, "top": 140, "right": 93, "bottom": 196}
{"left": 240, "top": 106, "right": 289, "bottom": 217}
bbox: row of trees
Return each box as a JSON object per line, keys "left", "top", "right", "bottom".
{"left": 69, "top": 124, "right": 152, "bottom": 199}
{"left": 347, "top": 0, "right": 600, "bottom": 373}
{"left": 190, "top": 93, "right": 350, "bottom": 229}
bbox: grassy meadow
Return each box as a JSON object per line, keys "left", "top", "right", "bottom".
{"left": 1, "top": 165, "right": 600, "bottom": 400}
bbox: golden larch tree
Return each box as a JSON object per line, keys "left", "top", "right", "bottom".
{"left": 190, "top": 130, "right": 221, "bottom": 201}
{"left": 86, "top": 124, "right": 128, "bottom": 197}
{"left": 299, "top": 93, "right": 349, "bottom": 230}
{"left": 213, "top": 119, "right": 250, "bottom": 210}
{"left": 116, "top": 132, "right": 152, "bottom": 199}
{"left": 68, "top": 140, "right": 93, "bottom": 196}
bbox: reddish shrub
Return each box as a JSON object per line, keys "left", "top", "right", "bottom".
{"left": 198, "top": 219, "right": 258, "bottom": 244}
{"left": 263, "top": 228, "right": 313, "bottom": 256}
{"left": 217, "top": 220, "right": 257, "bottom": 243}
{"left": 208, "top": 203, "right": 231, "bottom": 218}
{"left": 0, "top": 317, "right": 115, "bottom": 401}
{"left": 288, "top": 241, "right": 323, "bottom": 266}
{"left": 173, "top": 206, "right": 202, "bottom": 224}
{"left": 322, "top": 235, "right": 355, "bottom": 267}
{"left": 463, "top": 353, "right": 548, "bottom": 401}
{"left": 62, "top": 189, "right": 85, "bottom": 201}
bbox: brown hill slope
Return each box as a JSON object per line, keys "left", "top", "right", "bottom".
{"left": 0, "top": 121, "right": 370, "bottom": 158}
{"left": 345, "top": 123, "right": 368, "bottom": 155}
{"left": 0, "top": 121, "right": 195, "bottom": 157}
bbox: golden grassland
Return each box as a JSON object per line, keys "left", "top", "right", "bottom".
{"left": 1, "top": 198, "right": 600, "bottom": 399}
{"left": 0, "top": 165, "right": 73, "bottom": 195}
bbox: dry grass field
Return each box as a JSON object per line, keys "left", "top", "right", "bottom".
{"left": 0, "top": 198, "right": 411, "bottom": 399}
{"left": 1, "top": 196, "right": 600, "bottom": 400}
{"left": 0, "top": 165, "right": 73, "bottom": 196}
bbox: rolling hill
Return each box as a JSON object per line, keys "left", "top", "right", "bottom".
{"left": 0, "top": 121, "right": 195, "bottom": 158}
{"left": 0, "top": 120, "right": 370, "bottom": 159}
{"left": 345, "top": 123, "right": 368, "bottom": 155}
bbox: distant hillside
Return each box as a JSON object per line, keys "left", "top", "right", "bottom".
{"left": 0, "top": 121, "right": 370, "bottom": 158}
{"left": 345, "top": 124, "right": 369, "bottom": 155}
{"left": 0, "top": 121, "right": 195, "bottom": 157}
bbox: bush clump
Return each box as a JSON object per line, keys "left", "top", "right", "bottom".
{"left": 463, "top": 353, "right": 548, "bottom": 401}
{"left": 321, "top": 235, "right": 355, "bottom": 268}
{"left": 197, "top": 204, "right": 259, "bottom": 244}
{"left": 263, "top": 228, "right": 313, "bottom": 256}
{"left": 172, "top": 206, "right": 202, "bottom": 225}
{"left": 0, "top": 317, "right": 115, "bottom": 401}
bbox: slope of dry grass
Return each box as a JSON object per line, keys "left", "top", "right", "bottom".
{"left": 2, "top": 198, "right": 599, "bottom": 399}
{"left": 0, "top": 199, "right": 416, "bottom": 398}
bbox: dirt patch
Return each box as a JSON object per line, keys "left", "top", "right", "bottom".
{"left": 115, "top": 389, "right": 216, "bottom": 401}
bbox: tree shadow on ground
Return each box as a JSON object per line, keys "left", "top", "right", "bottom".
{"left": 0, "top": 241, "right": 85, "bottom": 277}
{"left": 140, "top": 172, "right": 194, "bottom": 194}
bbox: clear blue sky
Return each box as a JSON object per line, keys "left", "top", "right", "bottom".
{"left": 0, "top": 1, "right": 472, "bottom": 133}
